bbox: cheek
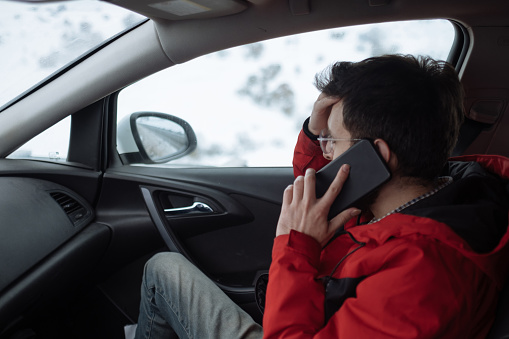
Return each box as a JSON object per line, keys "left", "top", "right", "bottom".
{"left": 332, "top": 143, "right": 352, "bottom": 160}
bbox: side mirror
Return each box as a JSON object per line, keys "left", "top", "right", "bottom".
{"left": 117, "top": 112, "right": 197, "bottom": 164}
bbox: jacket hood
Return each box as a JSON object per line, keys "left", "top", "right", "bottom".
{"left": 403, "top": 155, "right": 509, "bottom": 254}
{"left": 349, "top": 154, "right": 509, "bottom": 288}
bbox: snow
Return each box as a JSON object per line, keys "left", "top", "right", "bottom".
{"left": 117, "top": 20, "right": 454, "bottom": 167}
{"left": 1, "top": 2, "right": 455, "bottom": 167}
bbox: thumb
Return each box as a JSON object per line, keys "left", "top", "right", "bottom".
{"left": 328, "top": 207, "right": 361, "bottom": 233}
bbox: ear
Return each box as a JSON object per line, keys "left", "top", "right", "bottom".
{"left": 373, "top": 139, "right": 396, "bottom": 168}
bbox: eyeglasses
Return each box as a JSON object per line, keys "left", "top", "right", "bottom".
{"left": 317, "top": 129, "right": 362, "bottom": 155}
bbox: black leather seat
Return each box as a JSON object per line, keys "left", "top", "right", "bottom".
{"left": 487, "top": 277, "right": 509, "bottom": 339}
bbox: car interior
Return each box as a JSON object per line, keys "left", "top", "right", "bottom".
{"left": 0, "top": 0, "right": 509, "bottom": 338}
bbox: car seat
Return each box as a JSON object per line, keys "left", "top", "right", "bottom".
{"left": 487, "top": 276, "right": 509, "bottom": 339}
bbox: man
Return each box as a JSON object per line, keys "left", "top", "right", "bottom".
{"left": 135, "top": 55, "right": 509, "bottom": 338}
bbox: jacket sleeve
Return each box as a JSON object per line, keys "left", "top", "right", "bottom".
{"left": 293, "top": 119, "right": 330, "bottom": 178}
{"left": 263, "top": 231, "right": 326, "bottom": 337}
{"left": 263, "top": 234, "right": 491, "bottom": 338}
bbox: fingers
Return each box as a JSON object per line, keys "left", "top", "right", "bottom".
{"left": 313, "top": 96, "right": 340, "bottom": 118}
{"left": 320, "top": 206, "right": 360, "bottom": 247}
{"left": 303, "top": 168, "right": 316, "bottom": 199}
{"left": 280, "top": 165, "right": 360, "bottom": 245}
{"left": 322, "top": 164, "right": 350, "bottom": 205}
{"left": 284, "top": 169, "right": 317, "bottom": 211}
{"left": 317, "top": 92, "right": 328, "bottom": 101}
{"left": 315, "top": 94, "right": 341, "bottom": 109}
{"left": 329, "top": 207, "right": 361, "bottom": 233}
{"left": 293, "top": 175, "right": 304, "bottom": 201}
{"left": 282, "top": 183, "right": 293, "bottom": 206}
{"left": 292, "top": 165, "right": 348, "bottom": 210}
{"left": 309, "top": 94, "right": 341, "bottom": 135}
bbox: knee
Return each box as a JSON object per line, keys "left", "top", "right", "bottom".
{"left": 143, "top": 252, "right": 188, "bottom": 285}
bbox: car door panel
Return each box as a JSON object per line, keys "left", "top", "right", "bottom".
{"left": 0, "top": 91, "right": 295, "bottom": 333}
{"left": 141, "top": 184, "right": 254, "bottom": 243}
{"left": 100, "top": 166, "right": 293, "bottom": 281}
{"left": 94, "top": 166, "right": 293, "bottom": 322}
{"left": 180, "top": 193, "right": 281, "bottom": 287}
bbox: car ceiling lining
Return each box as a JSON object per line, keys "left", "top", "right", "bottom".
{"left": 106, "top": 0, "right": 249, "bottom": 21}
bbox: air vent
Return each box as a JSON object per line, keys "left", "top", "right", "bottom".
{"left": 50, "top": 191, "right": 89, "bottom": 226}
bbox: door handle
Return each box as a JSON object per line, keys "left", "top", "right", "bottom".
{"left": 164, "top": 202, "right": 214, "bottom": 216}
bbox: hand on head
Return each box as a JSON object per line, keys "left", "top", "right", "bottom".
{"left": 308, "top": 93, "right": 341, "bottom": 136}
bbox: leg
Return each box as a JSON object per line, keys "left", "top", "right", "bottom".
{"left": 135, "top": 252, "right": 263, "bottom": 339}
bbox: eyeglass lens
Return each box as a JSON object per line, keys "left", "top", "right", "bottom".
{"left": 319, "top": 130, "right": 333, "bottom": 154}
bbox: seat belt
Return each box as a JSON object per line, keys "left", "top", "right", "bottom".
{"left": 452, "top": 118, "right": 487, "bottom": 156}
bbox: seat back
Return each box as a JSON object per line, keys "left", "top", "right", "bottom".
{"left": 487, "top": 278, "right": 509, "bottom": 339}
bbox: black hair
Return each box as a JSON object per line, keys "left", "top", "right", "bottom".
{"left": 315, "top": 54, "right": 464, "bottom": 183}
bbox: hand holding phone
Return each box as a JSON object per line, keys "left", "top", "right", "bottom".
{"left": 276, "top": 163, "right": 357, "bottom": 246}
{"left": 315, "top": 139, "right": 391, "bottom": 220}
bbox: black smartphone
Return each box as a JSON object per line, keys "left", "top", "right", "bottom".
{"left": 315, "top": 139, "right": 391, "bottom": 220}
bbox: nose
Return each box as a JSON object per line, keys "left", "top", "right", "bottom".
{"left": 323, "top": 152, "right": 333, "bottom": 161}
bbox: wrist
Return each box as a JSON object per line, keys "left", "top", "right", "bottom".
{"left": 303, "top": 117, "right": 319, "bottom": 141}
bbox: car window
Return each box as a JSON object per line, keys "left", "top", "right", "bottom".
{"left": 0, "top": 0, "right": 145, "bottom": 110}
{"left": 2, "top": 0, "right": 145, "bottom": 162}
{"left": 8, "top": 117, "right": 71, "bottom": 161}
{"left": 117, "top": 20, "right": 455, "bottom": 168}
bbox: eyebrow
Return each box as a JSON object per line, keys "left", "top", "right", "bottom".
{"left": 327, "top": 130, "right": 338, "bottom": 139}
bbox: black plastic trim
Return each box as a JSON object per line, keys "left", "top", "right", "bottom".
{"left": 0, "top": 223, "right": 111, "bottom": 332}
{"left": 447, "top": 21, "right": 470, "bottom": 70}
{"left": 0, "top": 177, "right": 95, "bottom": 293}
{"left": 68, "top": 99, "right": 107, "bottom": 171}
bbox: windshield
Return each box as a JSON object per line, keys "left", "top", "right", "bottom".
{"left": 0, "top": 0, "right": 146, "bottom": 110}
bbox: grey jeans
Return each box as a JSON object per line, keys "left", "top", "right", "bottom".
{"left": 134, "top": 252, "right": 264, "bottom": 339}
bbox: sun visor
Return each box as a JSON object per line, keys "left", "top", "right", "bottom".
{"left": 105, "top": 0, "right": 248, "bottom": 20}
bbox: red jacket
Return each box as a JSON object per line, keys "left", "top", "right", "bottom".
{"left": 292, "top": 129, "right": 330, "bottom": 178}
{"left": 263, "top": 129, "right": 509, "bottom": 338}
